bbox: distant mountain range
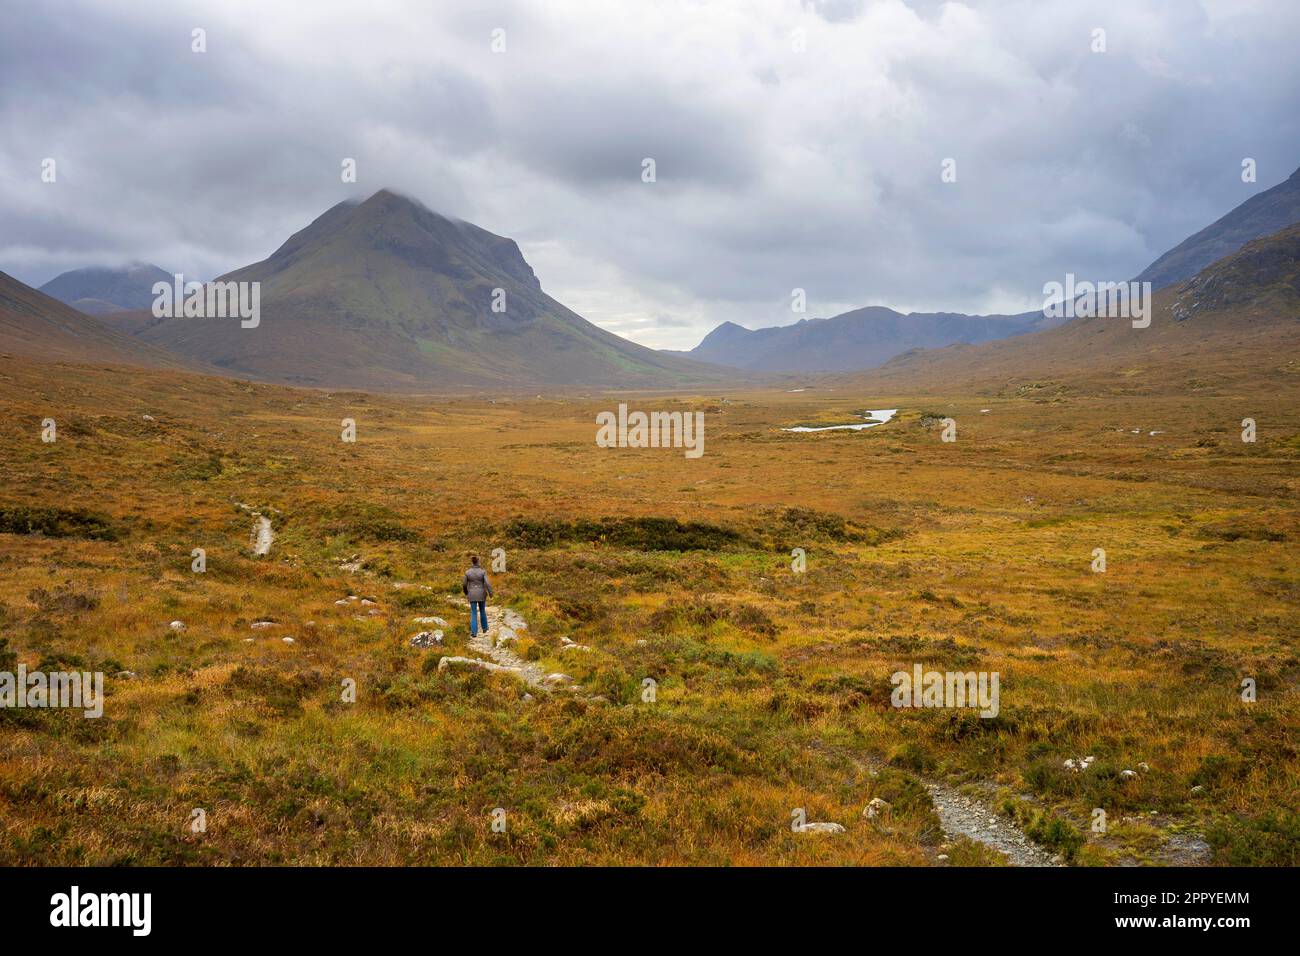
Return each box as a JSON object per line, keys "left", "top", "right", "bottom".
{"left": 683, "top": 166, "right": 1300, "bottom": 374}
{"left": 39, "top": 263, "right": 173, "bottom": 314}
{"left": 683, "top": 307, "right": 1048, "bottom": 372}
{"left": 95, "top": 190, "right": 728, "bottom": 391}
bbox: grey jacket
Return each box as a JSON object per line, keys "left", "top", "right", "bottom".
{"left": 462, "top": 566, "right": 493, "bottom": 603}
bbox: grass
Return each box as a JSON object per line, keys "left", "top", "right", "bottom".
{"left": 0, "top": 356, "right": 1295, "bottom": 865}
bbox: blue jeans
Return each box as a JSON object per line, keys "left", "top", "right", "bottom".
{"left": 469, "top": 601, "right": 488, "bottom": 637}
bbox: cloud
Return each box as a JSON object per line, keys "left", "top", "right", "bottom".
{"left": 2, "top": 0, "right": 1298, "bottom": 349}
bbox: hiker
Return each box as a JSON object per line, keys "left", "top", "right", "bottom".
{"left": 462, "top": 555, "right": 493, "bottom": 638}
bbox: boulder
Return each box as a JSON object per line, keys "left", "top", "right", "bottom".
{"left": 409, "top": 630, "right": 444, "bottom": 648}
{"left": 799, "top": 822, "right": 846, "bottom": 834}
{"left": 864, "top": 797, "right": 892, "bottom": 820}
{"left": 437, "top": 656, "right": 520, "bottom": 675}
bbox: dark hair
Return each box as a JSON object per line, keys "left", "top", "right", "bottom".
{"left": 470, "top": 555, "right": 480, "bottom": 565}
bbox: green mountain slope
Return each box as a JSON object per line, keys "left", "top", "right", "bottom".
{"left": 108, "top": 190, "right": 730, "bottom": 391}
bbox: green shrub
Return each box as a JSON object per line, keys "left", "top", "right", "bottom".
{"left": 1207, "top": 810, "right": 1300, "bottom": 866}
{"left": 0, "top": 506, "right": 118, "bottom": 541}
{"left": 1024, "top": 812, "right": 1085, "bottom": 860}
{"left": 888, "top": 741, "right": 937, "bottom": 774}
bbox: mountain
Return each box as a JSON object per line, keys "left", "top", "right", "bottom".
{"left": 1135, "top": 166, "right": 1300, "bottom": 290}
{"left": 0, "top": 271, "right": 194, "bottom": 367}
{"left": 855, "top": 223, "right": 1300, "bottom": 392}
{"left": 101, "top": 190, "right": 728, "bottom": 391}
{"left": 39, "top": 263, "right": 173, "bottom": 314}
{"left": 685, "top": 307, "right": 1046, "bottom": 372}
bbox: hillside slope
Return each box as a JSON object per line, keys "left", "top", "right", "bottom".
{"left": 1136, "top": 166, "right": 1300, "bottom": 290}
{"left": 0, "top": 271, "right": 196, "bottom": 368}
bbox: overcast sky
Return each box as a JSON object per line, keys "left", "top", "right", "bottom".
{"left": 2, "top": 0, "right": 1298, "bottom": 349}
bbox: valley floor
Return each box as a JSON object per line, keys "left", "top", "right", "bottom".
{"left": 0, "top": 357, "right": 1295, "bottom": 865}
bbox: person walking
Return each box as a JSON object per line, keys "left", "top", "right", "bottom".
{"left": 462, "top": 555, "right": 493, "bottom": 638}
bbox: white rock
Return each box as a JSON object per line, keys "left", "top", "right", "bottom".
{"left": 169, "top": 620, "right": 186, "bottom": 632}
{"left": 438, "top": 656, "right": 521, "bottom": 675}
{"left": 360, "top": 599, "right": 378, "bottom": 607}
{"left": 142, "top": 414, "right": 155, "bottom": 421}
{"left": 799, "top": 822, "right": 845, "bottom": 834}
{"left": 936, "top": 854, "right": 950, "bottom": 862}
{"left": 282, "top": 637, "right": 295, "bottom": 644}
{"left": 334, "top": 599, "right": 351, "bottom": 606}
{"left": 250, "top": 621, "right": 277, "bottom": 629}
{"left": 409, "top": 630, "right": 443, "bottom": 648}
{"left": 1120, "top": 769, "right": 1138, "bottom": 779}
{"left": 1190, "top": 785, "right": 1205, "bottom": 794}
{"left": 543, "top": 673, "right": 573, "bottom": 686}
{"left": 864, "top": 797, "right": 892, "bottom": 820}
{"left": 413, "top": 616, "right": 448, "bottom": 627}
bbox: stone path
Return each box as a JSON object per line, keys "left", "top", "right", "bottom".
{"left": 923, "top": 781, "right": 1059, "bottom": 867}
{"left": 445, "top": 598, "right": 577, "bottom": 692}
